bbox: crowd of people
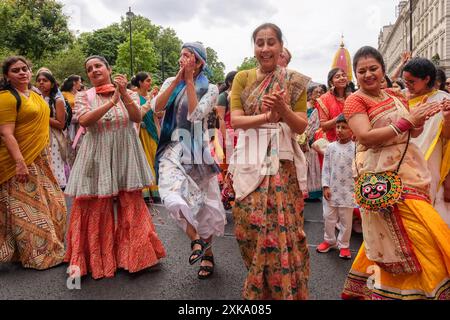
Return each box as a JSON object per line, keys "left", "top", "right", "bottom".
{"left": 0, "top": 22, "right": 449, "bottom": 300}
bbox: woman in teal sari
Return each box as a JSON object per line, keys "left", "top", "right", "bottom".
{"left": 132, "top": 72, "right": 161, "bottom": 203}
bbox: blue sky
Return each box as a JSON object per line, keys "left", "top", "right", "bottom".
{"left": 61, "top": 0, "right": 399, "bottom": 83}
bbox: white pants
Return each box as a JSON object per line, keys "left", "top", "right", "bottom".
{"left": 323, "top": 202, "right": 354, "bottom": 249}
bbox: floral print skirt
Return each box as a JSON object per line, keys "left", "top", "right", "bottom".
{"left": 233, "top": 161, "right": 310, "bottom": 300}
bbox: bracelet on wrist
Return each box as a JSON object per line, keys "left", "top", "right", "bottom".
{"left": 389, "top": 124, "right": 401, "bottom": 136}
{"left": 395, "top": 117, "right": 415, "bottom": 132}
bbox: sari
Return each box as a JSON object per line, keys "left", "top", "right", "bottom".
{"left": 231, "top": 67, "right": 310, "bottom": 300}
{"left": 409, "top": 90, "right": 450, "bottom": 226}
{"left": 316, "top": 91, "right": 345, "bottom": 142}
{"left": 304, "top": 103, "right": 322, "bottom": 199}
{"left": 342, "top": 89, "right": 450, "bottom": 300}
{"left": 139, "top": 95, "right": 160, "bottom": 199}
{"left": 0, "top": 90, "right": 67, "bottom": 269}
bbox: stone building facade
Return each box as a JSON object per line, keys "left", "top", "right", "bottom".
{"left": 378, "top": 0, "right": 450, "bottom": 76}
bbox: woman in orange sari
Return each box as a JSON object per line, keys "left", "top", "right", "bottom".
{"left": 0, "top": 56, "right": 66, "bottom": 270}
{"left": 342, "top": 46, "right": 450, "bottom": 300}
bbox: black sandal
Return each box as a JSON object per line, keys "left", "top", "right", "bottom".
{"left": 198, "top": 255, "right": 215, "bottom": 280}
{"left": 189, "top": 239, "right": 210, "bottom": 265}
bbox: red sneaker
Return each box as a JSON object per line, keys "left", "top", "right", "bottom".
{"left": 339, "top": 248, "right": 352, "bottom": 259}
{"left": 316, "top": 242, "right": 336, "bottom": 253}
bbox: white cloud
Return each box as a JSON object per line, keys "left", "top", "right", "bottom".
{"left": 61, "top": 0, "right": 399, "bottom": 83}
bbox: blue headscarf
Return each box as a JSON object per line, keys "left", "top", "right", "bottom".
{"left": 182, "top": 42, "right": 212, "bottom": 78}
{"left": 155, "top": 42, "right": 219, "bottom": 180}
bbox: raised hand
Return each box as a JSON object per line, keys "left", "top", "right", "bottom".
{"left": 442, "top": 99, "right": 450, "bottom": 121}
{"left": 401, "top": 51, "right": 412, "bottom": 65}
{"left": 406, "top": 100, "right": 442, "bottom": 127}
{"left": 174, "top": 65, "right": 185, "bottom": 85}
{"left": 114, "top": 74, "right": 128, "bottom": 96}
{"left": 183, "top": 53, "right": 196, "bottom": 82}
{"left": 111, "top": 86, "right": 120, "bottom": 104}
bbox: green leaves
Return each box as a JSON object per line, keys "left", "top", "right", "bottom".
{"left": 237, "top": 57, "right": 259, "bottom": 71}
{"left": 0, "top": 0, "right": 73, "bottom": 61}
{"left": 115, "top": 32, "right": 158, "bottom": 77}
{"left": 0, "top": 2, "right": 226, "bottom": 86}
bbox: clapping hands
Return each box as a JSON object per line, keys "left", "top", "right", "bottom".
{"left": 261, "top": 83, "right": 288, "bottom": 123}
{"left": 406, "top": 97, "right": 442, "bottom": 128}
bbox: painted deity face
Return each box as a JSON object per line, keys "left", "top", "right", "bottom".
{"left": 361, "top": 175, "right": 390, "bottom": 200}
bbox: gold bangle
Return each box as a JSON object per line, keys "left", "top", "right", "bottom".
{"left": 125, "top": 101, "right": 135, "bottom": 106}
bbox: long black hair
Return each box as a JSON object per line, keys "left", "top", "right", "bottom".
{"left": 36, "top": 70, "right": 59, "bottom": 117}
{"left": 219, "top": 71, "right": 237, "bottom": 94}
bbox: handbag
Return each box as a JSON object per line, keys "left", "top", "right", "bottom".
{"left": 355, "top": 133, "right": 410, "bottom": 211}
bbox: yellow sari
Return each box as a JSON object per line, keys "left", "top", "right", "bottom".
{"left": 0, "top": 90, "right": 66, "bottom": 269}
{"left": 409, "top": 90, "right": 450, "bottom": 225}
{"left": 0, "top": 90, "right": 50, "bottom": 185}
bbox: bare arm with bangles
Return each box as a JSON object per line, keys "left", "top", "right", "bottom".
{"left": 115, "top": 75, "right": 142, "bottom": 123}
{"left": 0, "top": 123, "right": 29, "bottom": 183}
{"left": 348, "top": 101, "right": 442, "bottom": 148}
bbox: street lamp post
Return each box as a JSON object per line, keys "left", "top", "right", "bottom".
{"left": 126, "top": 7, "right": 135, "bottom": 77}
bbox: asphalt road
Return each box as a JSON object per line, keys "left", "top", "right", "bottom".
{"left": 0, "top": 199, "right": 363, "bottom": 300}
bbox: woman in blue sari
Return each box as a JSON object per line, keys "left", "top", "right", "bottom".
{"left": 149, "top": 42, "right": 226, "bottom": 279}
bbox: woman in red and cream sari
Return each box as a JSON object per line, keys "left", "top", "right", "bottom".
{"left": 230, "top": 23, "right": 310, "bottom": 300}
{"left": 342, "top": 47, "right": 450, "bottom": 300}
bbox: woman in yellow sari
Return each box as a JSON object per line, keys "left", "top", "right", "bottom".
{"left": 0, "top": 56, "right": 66, "bottom": 270}
{"left": 402, "top": 58, "right": 450, "bottom": 226}
{"left": 342, "top": 47, "right": 450, "bottom": 300}
{"left": 131, "top": 72, "right": 161, "bottom": 202}
{"left": 231, "top": 23, "right": 310, "bottom": 300}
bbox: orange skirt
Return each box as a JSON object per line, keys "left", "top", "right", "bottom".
{"left": 65, "top": 191, "right": 166, "bottom": 279}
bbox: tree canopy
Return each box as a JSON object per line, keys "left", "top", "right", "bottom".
{"left": 0, "top": 0, "right": 73, "bottom": 61}
{"left": 0, "top": 0, "right": 226, "bottom": 85}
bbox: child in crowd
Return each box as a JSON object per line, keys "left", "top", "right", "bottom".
{"left": 317, "top": 114, "right": 355, "bottom": 259}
